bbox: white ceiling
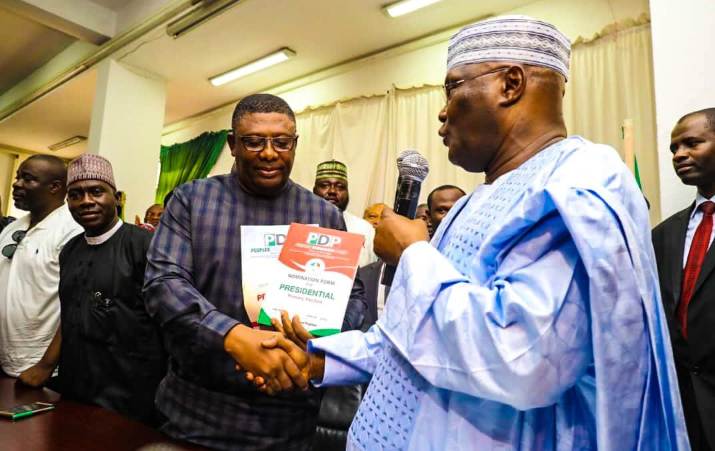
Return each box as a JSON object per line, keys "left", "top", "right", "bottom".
{"left": 0, "top": 0, "right": 538, "bottom": 155}
{"left": 0, "top": 8, "right": 75, "bottom": 95}
{"left": 124, "top": 0, "right": 536, "bottom": 124}
{"left": 86, "top": 0, "right": 132, "bottom": 12}
{"left": 0, "top": 70, "right": 97, "bottom": 159}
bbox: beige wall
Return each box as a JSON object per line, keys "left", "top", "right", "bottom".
{"left": 650, "top": 0, "right": 715, "bottom": 219}
{"left": 88, "top": 59, "right": 166, "bottom": 221}
{"left": 0, "top": 152, "right": 17, "bottom": 216}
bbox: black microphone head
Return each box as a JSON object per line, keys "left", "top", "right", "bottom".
{"left": 399, "top": 153, "right": 429, "bottom": 182}
{"left": 397, "top": 149, "right": 418, "bottom": 165}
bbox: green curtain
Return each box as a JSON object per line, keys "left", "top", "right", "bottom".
{"left": 155, "top": 130, "right": 228, "bottom": 204}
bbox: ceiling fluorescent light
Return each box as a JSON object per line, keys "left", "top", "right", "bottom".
{"left": 48, "top": 136, "right": 87, "bottom": 152}
{"left": 384, "top": 0, "right": 445, "bottom": 17}
{"left": 210, "top": 48, "right": 296, "bottom": 87}
{"left": 167, "top": 0, "right": 246, "bottom": 39}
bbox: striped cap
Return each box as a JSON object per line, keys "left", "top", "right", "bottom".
{"left": 315, "top": 160, "right": 348, "bottom": 182}
{"left": 448, "top": 15, "right": 571, "bottom": 81}
{"left": 67, "top": 154, "right": 116, "bottom": 189}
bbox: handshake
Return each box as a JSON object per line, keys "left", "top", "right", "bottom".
{"left": 223, "top": 311, "right": 326, "bottom": 396}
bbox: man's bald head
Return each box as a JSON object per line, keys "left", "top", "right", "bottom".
{"left": 12, "top": 154, "right": 68, "bottom": 214}
{"left": 21, "top": 155, "right": 67, "bottom": 192}
{"left": 25, "top": 154, "right": 68, "bottom": 187}
{"left": 670, "top": 107, "right": 715, "bottom": 198}
{"left": 677, "top": 108, "right": 715, "bottom": 130}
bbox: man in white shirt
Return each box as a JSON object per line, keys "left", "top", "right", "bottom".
{"left": 653, "top": 107, "right": 715, "bottom": 451}
{"left": 0, "top": 155, "right": 82, "bottom": 377}
{"left": 313, "top": 160, "right": 376, "bottom": 267}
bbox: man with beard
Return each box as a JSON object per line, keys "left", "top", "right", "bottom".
{"left": 18, "top": 154, "right": 167, "bottom": 426}
{"left": 0, "top": 155, "right": 81, "bottom": 377}
{"left": 313, "top": 160, "right": 376, "bottom": 267}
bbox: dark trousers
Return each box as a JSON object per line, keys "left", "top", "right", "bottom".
{"left": 678, "top": 367, "right": 713, "bottom": 451}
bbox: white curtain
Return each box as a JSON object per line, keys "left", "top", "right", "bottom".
{"left": 292, "top": 21, "right": 658, "bottom": 222}
{"left": 564, "top": 22, "right": 659, "bottom": 223}
{"left": 293, "top": 96, "right": 390, "bottom": 217}
{"left": 293, "top": 87, "right": 484, "bottom": 218}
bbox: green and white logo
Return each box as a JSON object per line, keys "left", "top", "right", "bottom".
{"left": 264, "top": 233, "right": 286, "bottom": 247}
{"left": 307, "top": 232, "right": 341, "bottom": 247}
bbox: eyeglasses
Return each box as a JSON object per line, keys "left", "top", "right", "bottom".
{"left": 2, "top": 230, "right": 27, "bottom": 260}
{"left": 236, "top": 134, "right": 299, "bottom": 153}
{"left": 443, "top": 67, "right": 510, "bottom": 102}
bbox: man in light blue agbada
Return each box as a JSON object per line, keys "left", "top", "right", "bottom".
{"left": 253, "top": 15, "right": 690, "bottom": 451}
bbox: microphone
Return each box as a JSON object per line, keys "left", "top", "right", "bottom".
{"left": 382, "top": 152, "right": 429, "bottom": 286}
{"left": 394, "top": 149, "right": 418, "bottom": 203}
{"left": 396, "top": 149, "right": 418, "bottom": 166}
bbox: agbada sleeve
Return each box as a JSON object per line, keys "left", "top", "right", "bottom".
{"left": 378, "top": 210, "right": 592, "bottom": 411}
{"left": 309, "top": 323, "right": 387, "bottom": 386}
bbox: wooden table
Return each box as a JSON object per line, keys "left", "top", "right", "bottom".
{"left": 0, "top": 376, "right": 205, "bottom": 451}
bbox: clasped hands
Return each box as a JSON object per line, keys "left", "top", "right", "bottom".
{"left": 225, "top": 208, "right": 428, "bottom": 395}
{"left": 224, "top": 311, "right": 323, "bottom": 396}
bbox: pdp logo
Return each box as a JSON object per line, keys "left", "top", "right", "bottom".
{"left": 264, "top": 233, "right": 286, "bottom": 247}
{"left": 307, "top": 232, "right": 341, "bottom": 247}
{"left": 305, "top": 258, "right": 325, "bottom": 273}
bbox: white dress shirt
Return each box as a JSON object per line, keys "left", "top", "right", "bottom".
{"left": 376, "top": 263, "right": 386, "bottom": 318}
{"left": 0, "top": 205, "right": 82, "bottom": 376}
{"left": 343, "top": 211, "right": 377, "bottom": 267}
{"left": 683, "top": 193, "right": 715, "bottom": 268}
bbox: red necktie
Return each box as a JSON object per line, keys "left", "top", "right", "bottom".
{"left": 678, "top": 201, "right": 715, "bottom": 339}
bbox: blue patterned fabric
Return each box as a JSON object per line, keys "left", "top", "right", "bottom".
{"left": 144, "top": 174, "right": 367, "bottom": 451}
{"left": 350, "top": 344, "right": 427, "bottom": 450}
{"left": 310, "top": 136, "right": 689, "bottom": 451}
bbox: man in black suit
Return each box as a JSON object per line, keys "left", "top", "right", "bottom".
{"left": 653, "top": 107, "right": 715, "bottom": 451}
